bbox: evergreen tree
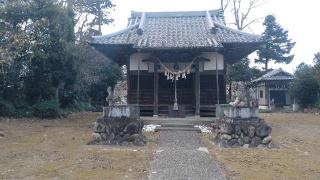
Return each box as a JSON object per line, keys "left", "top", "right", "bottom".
{"left": 0, "top": 0, "right": 121, "bottom": 117}
{"left": 25, "top": 0, "right": 77, "bottom": 104}
{"left": 0, "top": 0, "right": 78, "bottom": 117}
{"left": 72, "top": 0, "right": 115, "bottom": 41}
{"left": 256, "top": 15, "right": 295, "bottom": 71}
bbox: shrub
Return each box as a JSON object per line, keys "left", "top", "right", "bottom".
{"left": 67, "top": 101, "right": 94, "bottom": 112}
{"left": 32, "top": 100, "right": 62, "bottom": 119}
{"left": 15, "top": 106, "right": 34, "bottom": 118}
{"left": 0, "top": 98, "right": 15, "bottom": 117}
{"left": 78, "top": 102, "right": 94, "bottom": 111}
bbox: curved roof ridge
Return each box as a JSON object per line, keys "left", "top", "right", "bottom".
{"left": 92, "top": 23, "right": 139, "bottom": 42}
{"left": 252, "top": 68, "right": 294, "bottom": 83}
{"left": 263, "top": 68, "right": 293, "bottom": 78}
{"left": 214, "top": 22, "right": 261, "bottom": 39}
{"left": 131, "top": 9, "right": 223, "bottom": 18}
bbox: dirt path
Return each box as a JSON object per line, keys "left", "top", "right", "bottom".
{"left": 203, "top": 113, "right": 320, "bottom": 180}
{"left": 0, "top": 112, "right": 157, "bottom": 180}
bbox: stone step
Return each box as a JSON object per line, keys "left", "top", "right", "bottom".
{"left": 142, "top": 117, "right": 216, "bottom": 126}
{"left": 161, "top": 123, "right": 195, "bottom": 128}
{"left": 155, "top": 126, "right": 201, "bottom": 133}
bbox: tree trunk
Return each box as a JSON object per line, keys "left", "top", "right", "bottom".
{"left": 265, "top": 59, "right": 269, "bottom": 72}
{"left": 97, "top": 4, "right": 102, "bottom": 35}
{"left": 55, "top": 82, "right": 65, "bottom": 104}
{"left": 55, "top": 87, "right": 59, "bottom": 103}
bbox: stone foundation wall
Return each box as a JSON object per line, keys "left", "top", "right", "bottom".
{"left": 212, "top": 118, "right": 272, "bottom": 148}
{"left": 89, "top": 116, "right": 146, "bottom": 146}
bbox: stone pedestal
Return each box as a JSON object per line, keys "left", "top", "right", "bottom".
{"left": 216, "top": 104, "right": 259, "bottom": 120}
{"left": 103, "top": 105, "right": 140, "bottom": 119}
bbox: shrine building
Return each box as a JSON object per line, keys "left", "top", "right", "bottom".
{"left": 90, "top": 9, "right": 263, "bottom": 117}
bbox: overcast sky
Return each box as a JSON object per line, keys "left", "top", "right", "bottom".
{"left": 102, "top": 0, "right": 320, "bottom": 73}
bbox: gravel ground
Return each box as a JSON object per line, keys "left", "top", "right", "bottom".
{"left": 149, "top": 131, "right": 225, "bottom": 180}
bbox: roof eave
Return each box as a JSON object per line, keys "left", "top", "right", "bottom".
{"left": 135, "top": 46, "right": 223, "bottom": 52}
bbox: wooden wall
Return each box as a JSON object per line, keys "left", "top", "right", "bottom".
{"left": 200, "top": 74, "right": 226, "bottom": 105}
{"left": 127, "top": 71, "right": 226, "bottom": 116}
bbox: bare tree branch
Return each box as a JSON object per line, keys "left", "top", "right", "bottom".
{"left": 77, "top": 13, "right": 89, "bottom": 41}
{"left": 241, "top": 16, "right": 264, "bottom": 30}
{"left": 75, "top": 13, "right": 83, "bottom": 25}
{"left": 224, "top": 0, "right": 266, "bottom": 30}
{"left": 220, "top": 0, "right": 231, "bottom": 12}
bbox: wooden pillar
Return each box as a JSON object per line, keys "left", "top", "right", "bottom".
{"left": 195, "top": 62, "right": 200, "bottom": 117}
{"left": 153, "top": 62, "right": 159, "bottom": 117}
{"left": 215, "top": 54, "right": 220, "bottom": 105}
{"left": 136, "top": 60, "right": 140, "bottom": 105}
{"left": 126, "top": 65, "right": 130, "bottom": 104}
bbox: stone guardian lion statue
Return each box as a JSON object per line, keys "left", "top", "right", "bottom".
{"left": 229, "top": 82, "right": 258, "bottom": 107}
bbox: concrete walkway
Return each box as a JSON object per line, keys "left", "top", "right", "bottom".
{"left": 149, "top": 131, "right": 225, "bottom": 180}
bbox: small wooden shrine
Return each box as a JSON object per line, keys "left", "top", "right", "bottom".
{"left": 252, "top": 68, "right": 294, "bottom": 110}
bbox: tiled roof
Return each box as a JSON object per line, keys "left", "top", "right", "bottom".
{"left": 90, "top": 10, "right": 261, "bottom": 49}
{"left": 92, "top": 23, "right": 139, "bottom": 45}
{"left": 252, "top": 69, "right": 294, "bottom": 82}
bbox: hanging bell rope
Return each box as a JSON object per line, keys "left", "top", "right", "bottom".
{"left": 154, "top": 56, "right": 200, "bottom": 81}
{"left": 150, "top": 56, "right": 201, "bottom": 111}
{"left": 173, "top": 77, "right": 178, "bottom": 110}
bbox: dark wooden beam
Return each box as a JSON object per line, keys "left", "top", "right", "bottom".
{"left": 195, "top": 62, "right": 200, "bottom": 116}
{"left": 196, "top": 56, "right": 210, "bottom": 62}
{"left": 153, "top": 62, "right": 159, "bottom": 117}
{"left": 142, "top": 58, "right": 155, "bottom": 63}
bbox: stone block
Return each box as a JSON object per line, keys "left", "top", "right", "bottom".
{"left": 93, "top": 121, "right": 106, "bottom": 133}
{"left": 248, "top": 125, "right": 256, "bottom": 138}
{"left": 262, "top": 136, "right": 272, "bottom": 145}
{"left": 220, "top": 123, "right": 234, "bottom": 135}
{"left": 92, "top": 133, "right": 102, "bottom": 141}
{"left": 250, "top": 137, "right": 262, "bottom": 147}
{"left": 256, "top": 124, "right": 272, "bottom": 138}
{"left": 221, "top": 134, "right": 232, "bottom": 140}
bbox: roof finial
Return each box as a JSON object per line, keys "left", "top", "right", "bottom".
{"left": 206, "top": 10, "right": 217, "bottom": 33}
{"left": 137, "top": 12, "right": 146, "bottom": 35}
